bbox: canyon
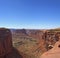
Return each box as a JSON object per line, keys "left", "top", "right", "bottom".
{"left": 0, "top": 28, "right": 60, "bottom": 58}
{"left": 11, "top": 28, "right": 60, "bottom": 58}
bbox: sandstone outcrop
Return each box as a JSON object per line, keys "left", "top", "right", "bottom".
{"left": 40, "top": 41, "right": 60, "bottom": 58}
{"left": 0, "top": 28, "right": 12, "bottom": 58}
{"left": 44, "top": 30, "right": 60, "bottom": 51}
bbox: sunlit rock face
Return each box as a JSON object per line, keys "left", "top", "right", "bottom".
{"left": 0, "top": 28, "right": 12, "bottom": 57}
{"left": 40, "top": 41, "right": 60, "bottom": 58}
{"left": 44, "top": 31, "right": 60, "bottom": 51}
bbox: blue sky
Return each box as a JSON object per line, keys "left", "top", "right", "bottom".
{"left": 0, "top": 0, "right": 60, "bottom": 29}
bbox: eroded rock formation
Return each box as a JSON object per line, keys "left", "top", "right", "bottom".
{"left": 0, "top": 28, "right": 12, "bottom": 58}
{"left": 11, "top": 29, "right": 60, "bottom": 58}
{"left": 44, "top": 30, "right": 60, "bottom": 51}
{"left": 40, "top": 41, "right": 60, "bottom": 58}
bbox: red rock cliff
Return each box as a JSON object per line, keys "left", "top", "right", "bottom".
{"left": 0, "top": 28, "right": 12, "bottom": 57}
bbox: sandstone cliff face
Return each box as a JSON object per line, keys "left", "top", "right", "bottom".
{"left": 44, "top": 30, "right": 60, "bottom": 51}
{"left": 0, "top": 28, "right": 12, "bottom": 57}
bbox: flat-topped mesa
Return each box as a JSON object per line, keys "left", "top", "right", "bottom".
{"left": 0, "top": 28, "right": 12, "bottom": 57}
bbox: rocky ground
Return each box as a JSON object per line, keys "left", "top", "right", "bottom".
{"left": 40, "top": 41, "right": 60, "bottom": 58}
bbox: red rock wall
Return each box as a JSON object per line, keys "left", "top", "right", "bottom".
{"left": 0, "top": 28, "right": 12, "bottom": 57}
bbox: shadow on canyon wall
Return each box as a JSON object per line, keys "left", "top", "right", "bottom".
{"left": 3, "top": 47, "right": 23, "bottom": 58}
{"left": 0, "top": 47, "right": 23, "bottom": 58}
